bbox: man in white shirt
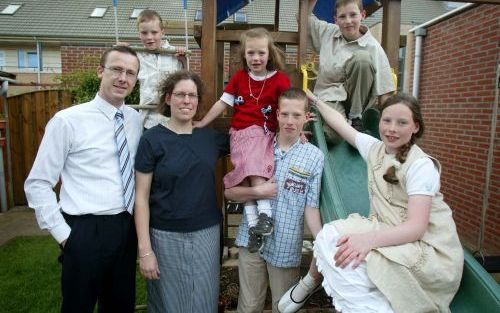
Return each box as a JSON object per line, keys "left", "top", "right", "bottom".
{"left": 24, "top": 46, "right": 143, "bottom": 313}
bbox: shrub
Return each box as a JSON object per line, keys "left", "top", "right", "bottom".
{"left": 59, "top": 70, "right": 140, "bottom": 105}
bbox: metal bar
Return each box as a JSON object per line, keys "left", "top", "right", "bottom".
{"left": 127, "top": 46, "right": 192, "bottom": 56}
{"left": 126, "top": 104, "right": 157, "bottom": 110}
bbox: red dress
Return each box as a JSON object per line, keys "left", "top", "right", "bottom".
{"left": 222, "top": 70, "right": 291, "bottom": 188}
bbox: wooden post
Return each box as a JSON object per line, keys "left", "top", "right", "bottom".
{"left": 200, "top": 0, "right": 217, "bottom": 119}
{"left": 381, "top": 0, "right": 401, "bottom": 72}
{"left": 216, "top": 41, "right": 225, "bottom": 98}
{"left": 274, "top": 0, "right": 280, "bottom": 31}
{"left": 297, "top": 0, "right": 309, "bottom": 87}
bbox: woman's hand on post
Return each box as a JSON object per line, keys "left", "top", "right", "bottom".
{"left": 139, "top": 252, "right": 161, "bottom": 280}
{"left": 334, "top": 233, "right": 374, "bottom": 269}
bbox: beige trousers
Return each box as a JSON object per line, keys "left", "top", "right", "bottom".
{"left": 323, "top": 50, "right": 377, "bottom": 144}
{"left": 237, "top": 248, "right": 300, "bottom": 313}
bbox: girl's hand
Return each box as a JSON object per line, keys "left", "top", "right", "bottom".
{"left": 306, "top": 111, "right": 317, "bottom": 123}
{"left": 334, "top": 233, "right": 374, "bottom": 269}
{"left": 139, "top": 253, "right": 161, "bottom": 280}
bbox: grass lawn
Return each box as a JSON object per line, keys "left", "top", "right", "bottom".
{"left": 0, "top": 236, "right": 147, "bottom": 313}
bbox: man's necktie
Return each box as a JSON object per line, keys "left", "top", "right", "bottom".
{"left": 114, "top": 110, "right": 134, "bottom": 214}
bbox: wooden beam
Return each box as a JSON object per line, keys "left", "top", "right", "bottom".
{"left": 274, "top": 0, "right": 280, "bottom": 31}
{"left": 216, "top": 41, "right": 225, "bottom": 98}
{"left": 435, "top": 0, "right": 499, "bottom": 4}
{"left": 381, "top": 0, "right": 401, "bottom": 71}
{"left": 216, "top": 30, "right": 299, "bottom": 44}
{"left": 200, "top": 0, "right": 217, "bottom": 119}
{"left": 296, "top": 0, "right": 309, "bottom": 88}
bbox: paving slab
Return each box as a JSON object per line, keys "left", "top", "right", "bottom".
{"left": 0, "top": 206, "right": 47, "bottom": 246}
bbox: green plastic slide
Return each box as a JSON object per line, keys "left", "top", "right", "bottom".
{"left": 311, "top": 110, "right": 500, "bottom": 312}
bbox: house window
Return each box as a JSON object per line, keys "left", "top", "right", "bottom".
{"left": 234, "top": 11, "right": 247, "bottom": 23}
{"left": 90, "top": 7, "right": 107, "bottom": 18}
{"left": 17, "top": 49, "right": 24, "bottom": 68}
{"left": 194, "top": 10, "right": 202, "bottom": 21}
{"left": 27, "top": 52, "right": 38, "bottom": 68}
{"left": 17, "top": 50, "right": 40, "bottom": 69}
{"left": 130, "top": 8, "right": 145, "bottom": 19}
{"left": 1, "top": 4, "right": 21, "bottom": 15}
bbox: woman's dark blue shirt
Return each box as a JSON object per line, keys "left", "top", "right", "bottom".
{"left": 135, "top": 125, "right": 229, "bottom": 232}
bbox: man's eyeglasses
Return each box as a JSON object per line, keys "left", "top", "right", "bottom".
{"left": 103, "top": 66, "right": 137, "bottom": 79}
{"left": 172, "top": 92, "right": 199, "bottom": 101}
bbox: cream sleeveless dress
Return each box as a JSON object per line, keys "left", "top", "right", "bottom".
{"left": 315, "top": 142, "right": 463, "bottom": 313}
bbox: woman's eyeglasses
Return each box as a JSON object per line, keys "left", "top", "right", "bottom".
{"left": 172, "top": 92, "right": 199, "bottom": 101}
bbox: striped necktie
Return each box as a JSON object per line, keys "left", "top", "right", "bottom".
{"left": 114, "top": 110, "right": 134, "bottom": 214}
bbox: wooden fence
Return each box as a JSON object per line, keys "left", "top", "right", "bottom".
{"left": 1, "top": 90, "right": 230, "bottom": 213}
{"left": 1, "top": 90, "right": 72, "bottom": 206}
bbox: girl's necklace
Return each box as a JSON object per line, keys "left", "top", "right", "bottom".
{"left": 248, "top": 71, "right": 268, "bottom": 105}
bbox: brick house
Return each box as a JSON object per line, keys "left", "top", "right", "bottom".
{"left": 0, "top": 0, "right": 301, "bottom": 95}
{"left": 404, "top": 3, "right": 499, "bottom": 255}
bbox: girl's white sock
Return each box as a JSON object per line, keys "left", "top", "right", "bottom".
{"left": 245, "top": 205, "right": 258, "bottom": 227}
{"left": 256, "top": 199, "right": 272, "bottom": 217}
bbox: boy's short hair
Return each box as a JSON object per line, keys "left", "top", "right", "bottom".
{"left": 279, "top": 88, "right": 309, "bottom": 112}
{"left": 335, "top": 0, "right": 363, "bottom": 11}
{"left": 136, "top": 9, "right": 164, "bottom": 30}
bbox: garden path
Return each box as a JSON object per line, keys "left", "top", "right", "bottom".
{"left": 0, "top": 206, "right": 46, "bottom": 246}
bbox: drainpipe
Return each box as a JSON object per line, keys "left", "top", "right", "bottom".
{"left": 35, "top": 37, "right": 42, "bottom": 89}
{"left": 409, "top": 3, "right": 476, "bottom": 98}
{"left": 412, "top": 28, "right": 426, "bottom": 98}
{"left": 476, "top": 63, "right": 499, "bottom": 255}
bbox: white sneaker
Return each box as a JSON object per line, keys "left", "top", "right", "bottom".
{"left": 278, "top": 278, "right": 322, "bottom": 313}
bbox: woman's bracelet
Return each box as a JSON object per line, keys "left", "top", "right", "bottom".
{"left": 139, "top": 251, "right": 154, "bottom": 259}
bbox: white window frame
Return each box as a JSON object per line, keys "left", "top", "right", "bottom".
{"left": 0, "top": 51, "right": 5, "bottom": 69}
{"left": 90, "top": 7, "right": 108, "bottom": 18}
{"left": 130, "top": 8, "right": 145, "bottom": 19}
{"left": 1, "top": 4, "right": 21, "bottom": 15}
{"left": 194, "top": 10, "right": 202, "bottom": 21}
{"left": 234, "top": 11, "right": 247, "bottom": 24}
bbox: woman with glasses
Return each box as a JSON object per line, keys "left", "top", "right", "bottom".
{"left": 134, "top": 70, "right": 229, "bottom": 312}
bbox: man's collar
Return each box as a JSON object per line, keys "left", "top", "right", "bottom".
{"left": 94, "top": 93, "right": 124, "bottom": 121}
{"left": 274, "top": 135, "right": 301, "bottom": 153}
{"left": 333, "top": 24, "right": 370, "bottom": 47}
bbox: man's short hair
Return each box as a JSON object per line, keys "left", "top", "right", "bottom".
{"left": 99, "top": 46, "right": 139, "bottom": 69}
{"left": 279, "top": 88, "right": 309, "bottom": 112}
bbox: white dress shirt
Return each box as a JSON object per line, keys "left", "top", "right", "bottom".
{"left": 138, "top": 40, "right": 182, "bottom": 129}
{"left": 24, "top": 94, "right": 142, "bottom": 243}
